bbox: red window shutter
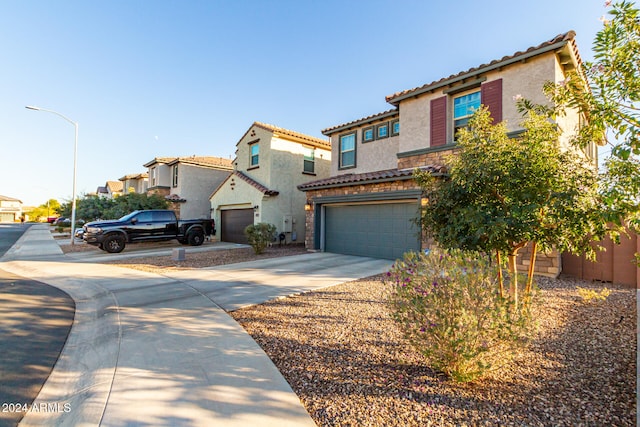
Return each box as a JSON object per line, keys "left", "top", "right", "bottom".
{"left": 481, "top": 79, "right": 503, "bottom": 123}
{"left": 430, "top": 96, "right": 447, "bottom": 147}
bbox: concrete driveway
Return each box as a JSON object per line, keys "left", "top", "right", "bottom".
{"left": 1, "top": 225, "right": 393, "bottom": 426}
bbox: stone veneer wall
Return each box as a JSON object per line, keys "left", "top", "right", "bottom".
{"left": 397, "top": 147, "right": 457, "bottom": 170}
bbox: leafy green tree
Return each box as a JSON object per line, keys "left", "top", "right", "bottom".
{"left": 59, "top": 192, "right": 169, "bottom": 221}
{"left": 524, "top": 1, "right": 639, "bottom": 234}
{"left": 25, "top": 198, "right": 61, "bottom": 221}
{"left": 417, "top": 107, "right": 604, "bottom": 306}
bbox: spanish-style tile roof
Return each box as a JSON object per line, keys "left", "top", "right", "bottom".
{"left": 143, "top": 157, "right": 176, "bottom": 167}
{"left": 167, "top": 156, "right": 234, "bottom": 169}
{"left": 322, "top": 109, "right": 399, "bottom": 136}
{"left": 386, "top": 31, "right": 581, "bottom": 105}
{"left": 252, "top": 122, "right": 331, "bottom": 149}
{"left": 0, "top": 195, "right": 22, "bottom": 203}
{"left": 235, "top": 170, "right": 279, "bottom": 196}
{"left": 297, "top": 165, "right": 447, "bottom": 191}
{"left": 165, "top": 194, "right": 187, "bottom": 202}
{"left": 106, "top": 181, "right": 124, "bottom": 192}
{"left": 119, "top": 172, "right": 149, "bottom": 181}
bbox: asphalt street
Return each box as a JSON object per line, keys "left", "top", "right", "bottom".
{"left": 0, "top": 224, "right": 75, "bottom": 427}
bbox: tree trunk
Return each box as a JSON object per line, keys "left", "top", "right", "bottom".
{"left": 496, "top": 250, "right": 504, "bottom": 298}
{"left": 525, "top": 241, "right": 538, "bottom": 296}
{"left": 507, "top": 251, "right": 519, "bottom": 308}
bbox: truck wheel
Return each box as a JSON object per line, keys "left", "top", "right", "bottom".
{"left": 188, "top": 229, "right": 204, "bottom": 246}
{"left": 177, "top": 238, "right": 189, "bottom": 245}
{"left": 103, "top": 234, "right": 125, "bottom": 253}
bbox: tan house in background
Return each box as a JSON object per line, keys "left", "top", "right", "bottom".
{"left": 210, "top": 122, "right": 331, "bottom": 244}
{"left": 119, "top": 173, "right": 149, "bottom": 194}
{"left": 299, "top": 31, "right": 597, "bottom": 274}
{"left": 0, "top": 195, "right": 23, "bottom": 222}
{"left": 144, "top": 156, "right": 233, "bottom": 219}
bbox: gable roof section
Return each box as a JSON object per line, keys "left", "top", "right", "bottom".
{"left": 322, "top": 109, "right": 399, "bottom": 136}
{"left": 386, "top": 31, "right": 581, "bottom": 105}
{"left": 143, "top": 157, "right": 176, "bottom": 168}
{"left": 106, "top": 181, "right": 124, "bottom": 192}
{"left": 235, "top": 171, "right": 279, "bottom": 196}
{"left": 167, "top": 156, "right": 233, "bottom": 169}
{"left": 0, "top": 195, "right": 22, "bottom": 203}
{"left": 298, "top": 165, "right": 447, "bottom": 191}
{"left": 236, "top": 122, "right": 331, "bottom": 150}
{"left": 119, "top": 172, "right": 149, "bottom": 181}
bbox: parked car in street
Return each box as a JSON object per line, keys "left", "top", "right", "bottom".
{"left": 82, "top": 209, "right": 215, "bottom": 253}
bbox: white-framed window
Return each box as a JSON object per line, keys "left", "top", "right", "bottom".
{"left": 339, "top": 133, "right": 356, "bottom": 169}
{"left": 303, "top": 147, "right": 315, "bottom": 173}
{"left": 172, "top": 165, "right": 178, "bottom": 187}
{"left": 151, "top": 167, "right": 157, "bottom": 186}
{"left": 453, "top": 90, "right": 481, "bottom": 136}
{"left": 250, "top": 143, "right": 259, "bottom": 167}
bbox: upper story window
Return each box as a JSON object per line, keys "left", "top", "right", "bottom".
{"left": 303, "top": 147, "right": 315, "bottom": 173}
{"left": 172, "top": 165, "right": 178, "bottom": 187}
{"left": 376, "top": 122, "right": 389, "bottom": 139}
{"left": 339, "top": 133, "right": 356, "bottom": 169}
{"left": 150, "top": 167, "right": 157, "bottom": 186}
{"left": 250, "top": 143, "right": 259, "bottom": 167}
{"left": 363, "top": 127, "right": 374, "bottom": 143}
{"left": 391, "top": 119, "right": 400, "bottom": 136}
{"left": 453, "top": 91, "right": 481, "bottom": 136}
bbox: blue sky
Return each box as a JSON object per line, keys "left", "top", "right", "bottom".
{"left": 1, "top": 0, "right": 610, "bottom": 207}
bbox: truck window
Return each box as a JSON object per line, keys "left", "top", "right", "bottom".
{"left": 152, "top": 211, "right": 175, "bottom": 222}
{"left": 136, "top": 211, "right": 153, "bottom": 222}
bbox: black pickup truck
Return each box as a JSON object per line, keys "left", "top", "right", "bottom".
{"left": 82, "top": 209, "right": 215, "bottom": 253}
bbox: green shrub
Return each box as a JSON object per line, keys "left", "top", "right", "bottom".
{"left": 244, "top": 223, "right": 276, "bottom": 254}
{"left": 387, "top": 248, "right": 534, "bottom": 383}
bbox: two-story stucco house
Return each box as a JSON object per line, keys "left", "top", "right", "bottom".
{"left": 119, "top": 173, "right": 149, "bottom": 194}
{"left": 0, "top": 195, "right": 23, "bottom": 222}
{"left": 210, "top": 122, "right": 331, "bottom": 244}
{"left": 299, "top": 31, "right": 597, "bottom": 274}
{"left": 144, "top": 156, "right": 233, "bottom": 219}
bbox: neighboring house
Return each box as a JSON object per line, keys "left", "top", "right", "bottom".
{"left": 96, "top": 186, "right": 108, "bottom": 198}
{"left": 119, "top": 173, "right": 149, "bottom": 194}
{"left": 106, "top": 181, "right": 123, "bottom": 198}
{"left": 144, "top": 156, "right": 233, "bottom": 219}
{"left": 210, "top": 122, "right": 331, "bottom": 244}
{"left": 0, "top": 195, "right": 22, "bottom": 222}
{"left": 299, "top": 31, "right": 597, "bottom": 274}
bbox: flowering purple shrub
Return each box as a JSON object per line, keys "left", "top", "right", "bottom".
{"left": 387, "top": 248, "right": 533, "bottom": 382}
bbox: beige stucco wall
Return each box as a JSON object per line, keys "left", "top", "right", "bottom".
{"left": 175, "top": 164, "right": 230, "bottom": 219}
{"left": 214, "top": 124, "right": 331, "bottom": 243}
{"left": 329, "top": 120, "right": 399, "bottom": 176}
{"left": 397, "top": 53, "right": 559, "bottom": 154}
{"left": 148, "top": 163, "right": 172, "bottom": 188}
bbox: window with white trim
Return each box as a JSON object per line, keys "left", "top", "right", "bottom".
{"left": 303, "top": 147, "right": 315, "bottom": 173}
{"left": 250, "top": 143, "right": 259, "bottom": 167}
{"left": 453, "top": 90, "right": 481, "bottom": 136}
{"left": 339, "top": 133, "right": 356, "bottom": 169}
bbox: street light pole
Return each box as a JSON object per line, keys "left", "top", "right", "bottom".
{"left": 26, "top": 105, "right": 79, "bottom": 245}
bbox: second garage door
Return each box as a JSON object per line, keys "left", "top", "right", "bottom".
{"left": 221, "top": 209, "right": 254, "bottom": 244}
{"left": 324, "top": 202, "right": 420, "bottom": 260}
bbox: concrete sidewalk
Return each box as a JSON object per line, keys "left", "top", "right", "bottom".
{"left": 1, "top": 224, "right": 392, "bottom": 426}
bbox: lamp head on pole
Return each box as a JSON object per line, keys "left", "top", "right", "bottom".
{"left": 25, "top": 105, "right": 41, "bottom": 111}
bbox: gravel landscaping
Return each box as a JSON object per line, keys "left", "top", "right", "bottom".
{"left": 230, "top": 274, "right": 636, "bottom": 427}
{"left": 66, "top": 239, "right": 637, "bottom": 426}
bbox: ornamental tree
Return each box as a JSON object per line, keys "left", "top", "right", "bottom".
{"left": 417, "top": 107, "right": 604, "bottom": 306}
{"left": 524, "top": 1, "right": 640, "bottom": 235}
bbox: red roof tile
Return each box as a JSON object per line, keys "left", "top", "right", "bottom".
{"left": 386, "top": 31, "right": 580, "bottom": 105}
{"left": 322, "top": 109, "right": 399, "bottom": 136}
{"left": 297, "top": 166, "right": 446, "bottom": 191}
{"left": 234, "top": 171, "right": 279, "bottom": 196}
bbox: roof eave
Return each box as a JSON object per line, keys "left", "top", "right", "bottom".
{"left": 386, "top": 38, "right": 572, "bottom": 105}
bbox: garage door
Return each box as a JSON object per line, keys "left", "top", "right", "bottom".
{"left": 324, "top": 202, "right": 421, "bottom": 260}
{"left": 0, "top": 213, "right": 15, "bottom": 223}
{"left": 221, "top": 209, "right": 254, "bottom": 244}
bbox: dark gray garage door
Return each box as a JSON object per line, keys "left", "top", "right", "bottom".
{"left": 221, "top": 209, "right": 254, "bottom": 244}
{"left": 324, "top": 202, "right": 421, "bottom": 260}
